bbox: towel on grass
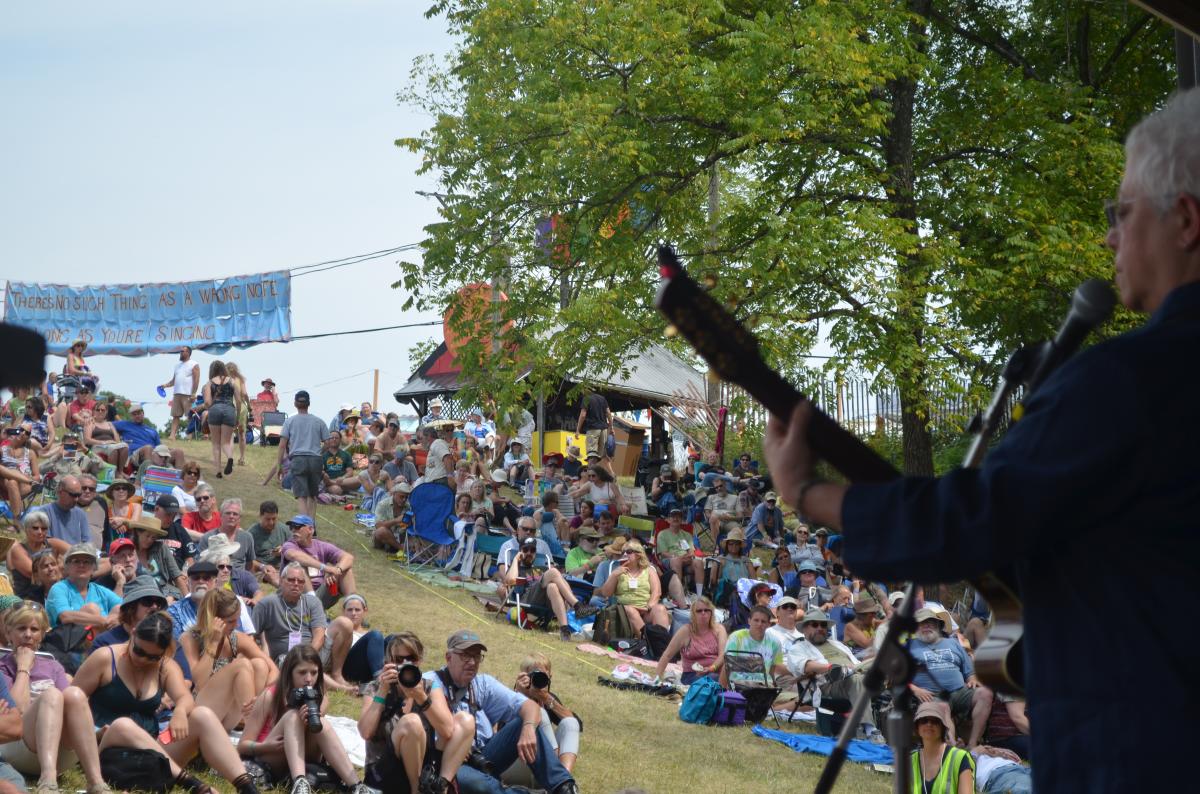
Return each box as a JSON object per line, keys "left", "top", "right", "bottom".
{"left": 751, "top": 725, "right": 893, "bottom": 765}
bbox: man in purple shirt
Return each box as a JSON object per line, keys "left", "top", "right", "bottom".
{"left": 279, "top": 514, "right": 356, "bottom": 608}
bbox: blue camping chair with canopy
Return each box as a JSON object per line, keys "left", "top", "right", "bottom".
{"left": 404, "top": 482, "right": 456, "bottom": 570}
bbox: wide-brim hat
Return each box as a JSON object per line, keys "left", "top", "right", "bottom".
{"left": 446, "top": 629, "right": 487, "bottom": 653}
{"left": 107, "top": 478, "right": 135, "bottom": 495}
{"left": 577, "top": 525, "right": 601, "bottom": 539}
{"left": 121, "top": 576, "right": 168, "bottom": 608}
{"left": 913, "top": 701, "right": 955, "bottom": 738}
{"left": 914, "top": 607, "right": 953, "bottom": 636}
{"left": 797, "top": 559, "right": 823, "bottom": 574}
{"left": 129, "top": 516, "right": 166, "bottom": 537}
{"left": 799, "top": 609, "right": 830, "bottom": 626}
{"left": 490, "top": 469, "right": 507, "bottom": 483}
{"left": 721, "top": 529, "right": 746, "bottom": 549}
{"left": 854, "top": 593, "right": 880, "bottom": 614}
{"left": 603, "top": 536, "right": 628, "bottom": 556}
{"left": 261, "top": 378, "right": 275, "bottom": 386}
{"left": 65, "top": 542, "right": 99, "bottom": 563}
{"left": 392, "top": 481, "right": 413, "bottom": 495}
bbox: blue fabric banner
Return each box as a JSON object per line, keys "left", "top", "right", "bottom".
{"left": 3, "top": 271, "right": 291, "bottom": 356}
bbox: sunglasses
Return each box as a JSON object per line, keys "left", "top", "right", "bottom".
{"left": 283, "top": 577, "right": 307, "bottom": 585}
{"left": 916, "top": 717, "right": 943, "bottom": 727}
{"left": 189, "top": 573, "right": 216, "bottom": 581}
{"left": 80, "top": 486, "right": 96, "bottom": 492}
{"left": 196, "top": 496, "right": 212, "bottom": 502}
{"left": 779, "top": 604, "right": 799, "bottom": 611}
{"left": 131, "top": 643, "right": 165, "bottom": 662}
{"left": 216, "top": 564, "right": 232, "bottom": 571}
{"left": 694, "top": 608, "right": 713, "bottom": 614}
{"left": 64, "top": 490, "right": 82, "bottom": 498}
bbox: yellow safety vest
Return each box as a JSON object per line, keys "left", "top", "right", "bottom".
{"left": 909, "top": 746, "right": 974, "bottom": 794}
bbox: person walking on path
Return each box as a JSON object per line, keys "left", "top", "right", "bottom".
{"left": 161, "top": 346, "right": 199, "bottom": 441}
{"left": 277, "top": 390, "right": 327, "bottom": 527}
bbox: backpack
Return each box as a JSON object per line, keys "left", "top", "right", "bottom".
{"left": 679, "top": 676, "right": 724, "bottom": 724}
{"left": 641, "top": 624, "right": 672, "bottom": 662}
{"left": 99, "top": 747, "right": 174, "bottom": 794}
{"left": 591, "top": 602, "right": 634, "bottom": 648}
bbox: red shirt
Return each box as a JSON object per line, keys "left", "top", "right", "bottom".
{"left": 183, "top": 511, "right": 221, "bottom": 533}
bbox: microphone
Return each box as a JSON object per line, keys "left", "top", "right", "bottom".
{"left": 1025, "top": 278, "right": 1116, "bottom": 394}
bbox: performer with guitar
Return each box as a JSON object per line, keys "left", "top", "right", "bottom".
{"left": 764, "top": 89, "right": 1200, "bottom": 791}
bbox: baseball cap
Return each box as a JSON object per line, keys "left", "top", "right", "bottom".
{"left": 187, "top": 561, "right": 219, "bottom": 577}
{"left": 764, "top": 491, "right": 778, "bottom": 502}
{"left": 446, "top": 629, "right": 487, "bottom": 653}
{"left": 108, "top": 537, "right": 135, "bottom": 557}
{"left": 391, "top": 481, "right": 413, "bottom": 494}
{"left": 668, "top": 506, "right": 684, "bottom": 516}
{"left": 286, "top": 515, "right": 315, "bottom": 528}
{"left": 521, "top": 537, "right": 538, "bottom": 550}
{"left": 776, "top": 596, "right": 801, "bottom": 609}
{"left": 585, "top": 450, "right": 600, "bottom": 460}
{"left": 154, "top": 494, "right": 180, "bottom": 513}
{"left": 294, "top": 390, "right": 311, "bottom": 404}
{"left": 152, "top": 444, "right": 171, "bottom": 458}
{"left": 65, "top": 543, "right": 99, "bottom": 563}
{"left": 660, "top": 464, "right": 673, "bottom": 474}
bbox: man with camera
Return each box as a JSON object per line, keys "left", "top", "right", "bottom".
{"left": 649, "top": 464, "right": 683, "bottom": 515}
{"left": 428, "top": 630, "right": 578, "bottom": 794}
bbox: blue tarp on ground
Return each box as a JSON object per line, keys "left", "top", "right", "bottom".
{"left": 751, "top": 725, "right": 894, "bottom": 765}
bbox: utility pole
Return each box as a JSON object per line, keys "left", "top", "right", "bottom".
{"left": 372, "top": 369, "right": 379, "bottom": 412}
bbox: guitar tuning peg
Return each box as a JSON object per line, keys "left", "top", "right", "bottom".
{"left": 664, "top": 324, "right": 678, "bottom": 339}
{"left": 705, "top": 369, "right": 721, "bottom": 384}
{"left": 702, "top": 274, "right": 717, "bottom": 290}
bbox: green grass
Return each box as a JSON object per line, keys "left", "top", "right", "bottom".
{"left": 71, "top": 439, "right": 893, "bottom": 793}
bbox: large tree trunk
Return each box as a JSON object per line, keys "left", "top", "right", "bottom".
{"left": 883, "top": 0, "right": 937, "bottom": 477}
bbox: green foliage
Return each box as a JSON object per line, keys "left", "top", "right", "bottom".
{"left": 399, "top": 0, "right": 1174, "bottom": 471}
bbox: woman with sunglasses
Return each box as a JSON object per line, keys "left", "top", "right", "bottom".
{"left": 653, "top": 596, "right": 727, "bottom": 684}
{"left": 74, "top": 612, "right": 261, "bottom": 794}
{"left": 910, "top": 700, "right": 974, "bottom": 794}
{"left": 0, "top": 602, "right": 112, "bottom": 794}
{"left": 240, "top": 645, "right": 368, "bottom": 794}
{"left": 181, "top": 589, "right": 275, "bottom": 729}
{"left": 568, "top": 465, "right": 628, "bottom": 515}
{"left": 768, "top": 546, "right": 800, "bottom": 593}
{"left": 170, "top": 463, "right": 205, "bottom": 514}
{"left": 358, "top": 632, "right": 473, "bottom": 794}
{"left": 596, "top": 539, "right": 670, "bottom": 634}
{"left": 129, "top": 516, "right": 187, "bottom": 600}
{"left": 104, "top": 478, "right": 140, "bottom": 537}
{"left": 7, "top": 513, "right": 54, "bottom": 600}
{"left": 1, "top": 423, "right": 39, "bottom": 501}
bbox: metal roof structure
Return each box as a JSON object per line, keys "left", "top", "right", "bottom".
{"left": 393, "top": 339, "right": 705, "bottom": 411}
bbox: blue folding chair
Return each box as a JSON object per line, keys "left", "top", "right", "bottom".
{"left": 404, "top": 482, "right": 456, "bottom": 570}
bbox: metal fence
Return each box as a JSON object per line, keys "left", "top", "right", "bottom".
{"left": 719, "top": 377, "right": 1021, "bottom": 438}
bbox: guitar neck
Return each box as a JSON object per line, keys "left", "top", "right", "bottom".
{"left": 654, "top": 252, "right": 899, "bottom": 484}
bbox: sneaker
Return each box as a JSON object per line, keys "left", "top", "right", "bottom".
{"left": 290, "top": 777, "right": 313, "bottom": 794}
{"left": 573, "top": 602, "right": 598, "bottom": 618}
{"left": 390, "top": 551, "right": 407, "bottom": 562}
{"left": 559, "top": 626, "right": 575, "bottom": 642}
{"left": 552, "top": 781, "right": 580, "bottom": 794}
{"left": 351, "top": 784, "right": 374, "bottom": 794}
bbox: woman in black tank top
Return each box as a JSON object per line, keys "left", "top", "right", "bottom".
{"left": 71, "top": 614, "right": 261, "bottom": 794}
{"left": 200, "top": 360, "right": 244, "bottom": 478}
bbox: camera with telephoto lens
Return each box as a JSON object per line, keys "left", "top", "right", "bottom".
{"left": 529, "top": 670, "right": 551, "bottom": 690}
{"left": 395, "top": 662, "right": 423, "bottom": 689}
{"left": 287, "top": 686, "right": 323, "bottom": 733}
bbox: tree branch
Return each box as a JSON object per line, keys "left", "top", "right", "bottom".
{"left": 927, "top": 5, "right": 1043, "bottom": 82}
{"left": 1095, "top": 13, "right": 1153, "bottom": 90}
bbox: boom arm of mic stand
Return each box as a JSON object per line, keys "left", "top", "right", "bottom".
{"left": 962, "top": 345, "right": 1039, "bottom": 469}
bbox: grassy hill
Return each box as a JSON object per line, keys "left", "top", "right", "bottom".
{"left": 91, "top": 439, "right": 894, "bottom": 793}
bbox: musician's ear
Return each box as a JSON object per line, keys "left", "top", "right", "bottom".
{"left": 1176, "top": 192, "right": 1200, "bottom": 251}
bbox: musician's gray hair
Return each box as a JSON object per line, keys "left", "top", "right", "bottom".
{"left": 1126, "top": 87, "right": 1200, "bottom": 212}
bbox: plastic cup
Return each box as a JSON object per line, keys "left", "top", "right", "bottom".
{"left": 156, "top": 386, "right": 166, "bottom": 398}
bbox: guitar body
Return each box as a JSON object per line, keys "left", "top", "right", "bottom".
{"left": 654, "top": 246, "right": 1025, "bottom": 694}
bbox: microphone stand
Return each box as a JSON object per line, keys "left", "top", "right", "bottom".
{"left": 814, "top": 583, "right": 918, "bottom": 794}
{"left": 816, "top": 346, "right": 1041, "bottom": 793}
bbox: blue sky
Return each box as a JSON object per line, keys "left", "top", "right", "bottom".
{"left": 1, "top": 1, "right": 454, "bottom": 425}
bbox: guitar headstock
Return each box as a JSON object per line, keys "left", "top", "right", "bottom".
{"left": 654, "top": 246, "right": 763, "bottom": 388}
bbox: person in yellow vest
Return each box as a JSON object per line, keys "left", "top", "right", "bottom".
{"left": 911, "top": 700, "right": 974, "bottom": 794}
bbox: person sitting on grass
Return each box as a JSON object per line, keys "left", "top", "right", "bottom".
{"left": 720, "top": 605, "right": 788, "bottom": 691}
{"left": 654, "top": 596, "right": 726, "bottom": 685}
{"left": 7, "top": 512, "right": 54, "bottom": 601}
{"left": 503, "top": 538, "right": 597, "bottom": 641}
{"left": 595, "top": 540, "right": 670, "bottom": 635}
{"left": 180, "top": 589, "right": 276, "bottom": 730}
{"left": 246, "top": 500, "right": 287, "bottom": 586}
{"left": 359, "top": 632, "right": 475, "bottom": 794}
{"left": 182, "top": 485, "right": 221, "bottom": 535}
{"left": 512, "top": 653, "right": 581, "bottom": 774}
{"left": 26, "top": 550, "right": 64, "bottom": 606}
{"left": 429, "top": 630, "right": 579, "bottom": 794}
{"left": 46, "top": 543, "right": 120, "bottom": 631}
{"left": 324, "top": 594, "right": 387, "bottom": 692}
{"left": 75, "top": 612, "right": 262, "bottom": 794}
{"left": 372, "top": 481, "right": 413, "bottom": 559}
{"left": 911, "top": 700, "right": 974, "bottom": 794}
{"left": 907, "top": 607, "right": 994, "bottom": 750}
{"left": 93, "top": 575, "right": 167, "bottom": 649}
{"left": 708, "top": 527, "right": 760, "bottom": 608}
{"left": 252, "top": 563, "right": 327, "bottom": 667}
{"left": 129, "top": 515, "right": 188, "bottom": 600}
{"left": 238, "top": 645, "right": 369, "bottom": 794}
{"left": 320, "top": 431, "right": 359, "bottom": 497}
{"left": 279, "top": 514, "right": 356, "bottom": 609}
{"left": 0, "top": 602, "right": 112, "bottom": 794}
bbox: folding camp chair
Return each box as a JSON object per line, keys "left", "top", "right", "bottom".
{"left": 140, "top": 466, "right": 182, "bottom": 509}
{"left": 404, "top": 482, "right": 456, "bottom": 571}
{"left": 500, "top": 554, "right": 558, "bottom": 630}
{"left": 723, "top": 649, "right": 782, "bottom": 727}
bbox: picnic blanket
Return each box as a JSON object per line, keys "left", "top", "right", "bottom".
{"left": 751, "top": 725, "right": 894, "bottom": 765}
{"left": 574, "top": 642, "right": 681, "bottom": 676}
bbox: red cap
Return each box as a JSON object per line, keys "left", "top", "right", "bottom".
{"left": 108, "top": 537, "right": 135, "bottom": 557}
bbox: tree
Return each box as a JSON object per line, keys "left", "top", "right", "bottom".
{"left": 399, "top": 0, "right": 1174, "bottom": 475}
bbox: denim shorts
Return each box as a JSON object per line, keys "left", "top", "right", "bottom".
{"left": 207, "top": 402, "right": 236, "bottom": 427}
